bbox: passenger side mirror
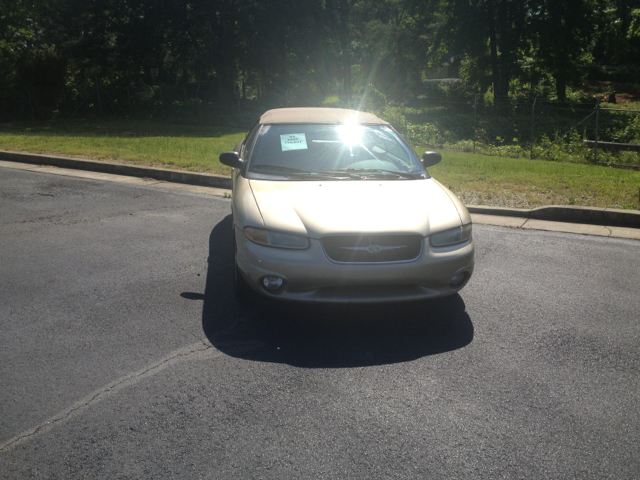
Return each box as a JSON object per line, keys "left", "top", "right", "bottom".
{"left": 421, "top": 151, "right": 442, "bottom": 168}
{"left": 219, "top": 151, "right": 245, "bottom": 170}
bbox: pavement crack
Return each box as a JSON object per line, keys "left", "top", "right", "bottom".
{"left": 0, "top": 340, "right": 220, "bottom": 452}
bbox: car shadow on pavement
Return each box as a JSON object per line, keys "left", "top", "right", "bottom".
{"left": 198, "top": 215, "right": 474, "bottom": 369}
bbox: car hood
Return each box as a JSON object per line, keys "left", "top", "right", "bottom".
{"left": 248, "top": 178, "right": 463, "bottom": 238}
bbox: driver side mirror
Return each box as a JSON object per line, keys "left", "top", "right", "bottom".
{"left": 219, "top": 151, "right": 245, "bottom": 170}
{"left": 421, "top": 151, "right": 442, "bottom": 168}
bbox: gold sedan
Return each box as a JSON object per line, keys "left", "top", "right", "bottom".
{"left": 219, "top": 107, "right": 474, "bottom": 302}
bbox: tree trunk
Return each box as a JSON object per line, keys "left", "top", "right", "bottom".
{"left": 339, "top": 0, "right": 351, "bottom": 106}
{"left": 495, "top": 0, "right": 511, "bottom": 105}
{"left": 215, "top": 61, "right": 236, "bottom": 104}
{"left": 499, "top": 60, "right": 510, "bottom": 104}
{"left": 486, "top": 0, "right": 501, "bottom": 99}
{"left": 242, "top": 68, "right": 246, "bottom": 101}
{"left": 344, "top": 61, "right": 352, "bottom": 106}
{"left": 555, "top": 70, "right": 567, "bottom": 101}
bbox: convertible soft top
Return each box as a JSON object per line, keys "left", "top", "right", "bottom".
{"left": 259, "top": 107, "right": 390, "bottom": 125}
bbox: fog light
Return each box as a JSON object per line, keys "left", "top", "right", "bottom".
{"left": 449, "top": 272, "right": 467, "bottom": 288}
{"left": 262, "top": 276, "right": 284, "bottom": 291}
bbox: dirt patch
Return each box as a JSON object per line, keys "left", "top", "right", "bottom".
{"left": 583, "top": 80, "right": 640, "bottom": 105}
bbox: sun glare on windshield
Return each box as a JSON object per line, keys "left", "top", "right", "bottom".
{"left": 337, "top": 122, "right": 363, "bottom": 147}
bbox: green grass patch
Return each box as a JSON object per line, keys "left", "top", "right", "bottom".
{"left": 0, "top": 119, "right": 245, "bottom": 175}
{"left": 1, "top": 119, "right": 638, "bottom": 210}
{"left": 421, "top": 149, "right": 640, "bottom": 210}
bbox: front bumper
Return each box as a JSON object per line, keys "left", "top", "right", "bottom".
{"left": 234, "top": 226, "right": 474, "bottom": 303}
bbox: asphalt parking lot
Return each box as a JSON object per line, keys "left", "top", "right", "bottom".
{"left": 1, "top": 167, "right": 639, "bottom": 478}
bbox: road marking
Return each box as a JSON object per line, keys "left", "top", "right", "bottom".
{"left": 0, "top": 338, "right": 260, "bottom": 451}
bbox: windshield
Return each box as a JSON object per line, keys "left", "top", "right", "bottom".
{"left": 246, "top": 124, "right": 426, "bottom": 180}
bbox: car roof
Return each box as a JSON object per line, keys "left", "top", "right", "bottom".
{"left": 259, "top": 107, "right": 390, "bottom": 125}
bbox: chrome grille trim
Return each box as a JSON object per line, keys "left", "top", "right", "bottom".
{"left": 321, "top": 234, "right": 423, "bottom": 264}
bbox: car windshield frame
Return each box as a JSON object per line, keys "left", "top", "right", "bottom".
{"left": 243, "top": 123, "right": 429, "bottom": 181}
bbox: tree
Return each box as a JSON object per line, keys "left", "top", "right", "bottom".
{"left": 0, "top": 0, "right": 69, "bottom": 118}
{"left": 592, "top": 0, "right": 640, "bottom": 72}
{"left": 529, "top": 0, "right": 595, "bottom": 101}
{"left": 424, "top": 0, "right": 527, "bottom": 102}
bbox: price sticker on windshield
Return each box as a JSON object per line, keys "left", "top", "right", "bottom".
{"left": 280, "top": 133, "right": 308, "bottom": 151}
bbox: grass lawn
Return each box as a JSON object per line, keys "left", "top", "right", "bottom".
{"left": 424, "top": 149, "right": 640, "bottom": 210}
{"left": 1, "top": 119, "right": 639, "bottom": 210}
{"left": 0, "top": 119, "right": 246, "bottom": 175}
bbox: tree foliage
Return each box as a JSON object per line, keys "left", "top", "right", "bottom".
{"left": 0, "top": 0, "right": 637, "bottom": 119}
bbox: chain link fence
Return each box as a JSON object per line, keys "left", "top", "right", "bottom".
{"left": 398, "top": 92, "right": 640, "bottom": 169}
{"left": 1, "top": 78, "right": 317, "bottom": 126}
{"left": 589, "top": 105, "right": 640, "bottom": 168}
{"left": 1, "top": 80, "right": 269, "bottom": 127}
{"left": 3, "top": 80, "right": 640, "bottom": 169}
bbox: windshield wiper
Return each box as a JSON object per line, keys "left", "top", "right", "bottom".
{"left": 252, "top": 165, "right": 352, "bottom": 180}
{"left": 252, "top": 165, "right": 420, "bottom": 180}
{"left": 321, "top": 168, "right": 420, "bottom": 179}
{"left": 252, "top": 165, "right": 311, "bottom": 174}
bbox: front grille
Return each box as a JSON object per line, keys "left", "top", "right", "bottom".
{"left": 321, "top": 234, "right": 422, "bottom": 263}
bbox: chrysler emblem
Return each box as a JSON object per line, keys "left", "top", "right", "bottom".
{"left": 340, "top": 244, "right": 406, "bottom": 253}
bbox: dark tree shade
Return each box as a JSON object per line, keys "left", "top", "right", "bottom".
{"left": 0, "top": 0, "right": 636, "bottom": 120}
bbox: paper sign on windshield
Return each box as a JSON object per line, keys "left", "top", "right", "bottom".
{"left": 280, "top": 133, "right": 308, "bottom": 151}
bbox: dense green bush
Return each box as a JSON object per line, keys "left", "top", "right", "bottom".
{"left": 390, "top": 97, "right": 640, "bottom": 167}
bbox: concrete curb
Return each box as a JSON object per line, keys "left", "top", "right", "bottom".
{"left": 0, "top": 150, "right": 232, "bottom": 190}
{"left": 1, "top": 149, "right": 638, "bottom": 228}
{"left": 467, "top": 205, "right": 640, "bottom": 228}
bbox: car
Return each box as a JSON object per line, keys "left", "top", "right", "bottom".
{"left": 219, "top": 107, "right": 474, "bottom": 302}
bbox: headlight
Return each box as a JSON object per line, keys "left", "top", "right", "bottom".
{"left": 244, "top": 227, "right": 309, "bottom": 249}
{"left": 430, "top": 223, "right": 472, "bottom": 247}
